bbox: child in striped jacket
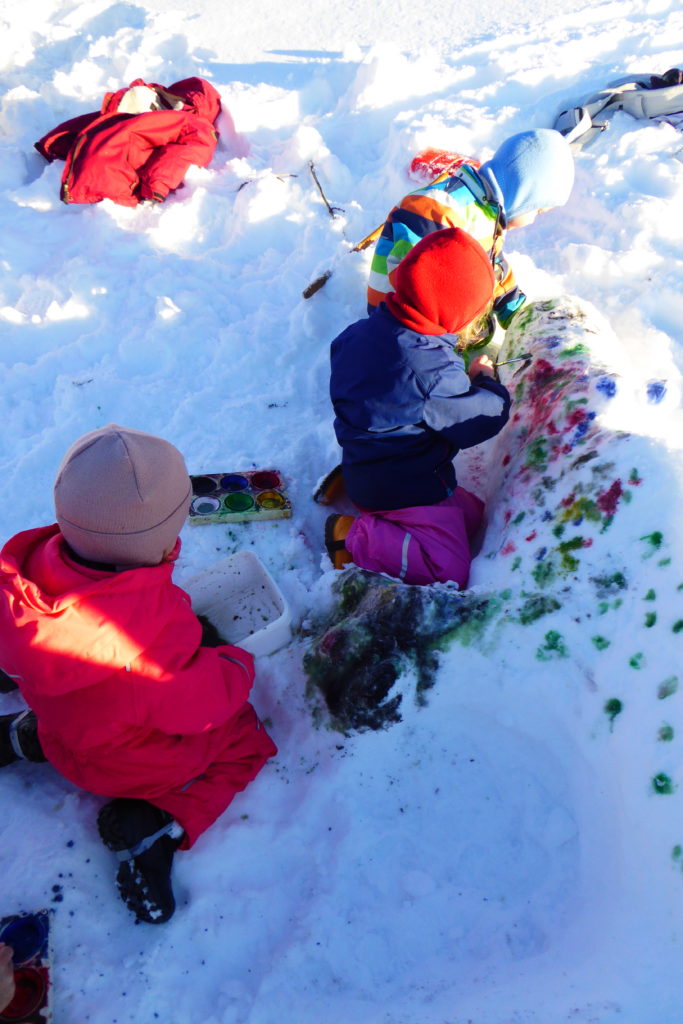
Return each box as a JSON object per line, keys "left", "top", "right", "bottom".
{"left": 367, "top": 129, "right": 574, "bottom": 328}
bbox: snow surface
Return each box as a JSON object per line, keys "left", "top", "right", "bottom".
{"left": 1, "top": 0, "right": 683, "bottom": 1021}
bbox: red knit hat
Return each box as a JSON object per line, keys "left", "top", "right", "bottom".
{"left": 385, "top": 227, "right": 495, "bottom": 336}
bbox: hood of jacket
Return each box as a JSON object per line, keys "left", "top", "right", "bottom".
{"left": 384, "top": 226, "right": 494, "bottom": 335}
{"left": 0, "top": 524, "right": 190, "bottom": 697}
{"left": 102, "top": 77, "right": 221, "bottom": 124}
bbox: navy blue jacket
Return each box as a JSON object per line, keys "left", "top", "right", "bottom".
{"left": 330, "top": 305, "right": 511, "bottom": 510}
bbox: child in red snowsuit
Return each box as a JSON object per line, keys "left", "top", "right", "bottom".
{"left": 0, "top": 425, "right": 277, "bottom": 924}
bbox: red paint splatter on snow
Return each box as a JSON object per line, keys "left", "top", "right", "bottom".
{"left": 501, "top": 541, "right": 517, "bottom": 555}
{"left": 504, "top": 509, "right": 512, "bottom": 525}
{"left": 525, "top": 531, "right": 537, "bottom": 542}
{"left": 530, "top": 358, "right": 555, "bottom": 382}
{"left": 502, "top": 454, "right": 511, "bottom": 467}
{"left": 582, "top": 537, "right": 593, "bottom": 548}
{"left": 561, "top": 492, "right": 576, "bottom": 508}
{"left": 597, "top": 479, "right": 622, "bottom": 516}
{"left": 567, "top": 407, "right": 587, "bottom": 427}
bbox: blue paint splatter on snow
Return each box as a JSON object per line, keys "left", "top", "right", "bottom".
{"left": 647, "top": 380, "right": 667, "bottom": 404}
{"left": 535, "top": 547, "right": 548, "bottom": 560}
{"left": 596, "top": 376, "right": 617, "bottom": 398}
{"left": 542, "top": 510, "right": 554, "bottom": 521}
{"left": 573, "top": 411, "right": 596, "bottom": 443}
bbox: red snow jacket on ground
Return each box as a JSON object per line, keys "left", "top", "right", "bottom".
{"left": 35, "top": 77, "right": 221, "bottom": 206}
{"left": 0, "top": 525, "right": 276, "bottom": 846}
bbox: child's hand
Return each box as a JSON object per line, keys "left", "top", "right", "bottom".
{"left": 467, "top": 354, "right": 495, "bottom": 379}
{"left": 0, "top": 943, "right": 15, "bottom": 1013}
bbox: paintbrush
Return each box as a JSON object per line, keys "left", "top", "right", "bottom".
{"left": 495, "top": 352, "right": 532, "bottom": 367}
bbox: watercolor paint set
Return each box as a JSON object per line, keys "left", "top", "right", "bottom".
{"left": 189, "top": 469, "right": 291, "bottom": 525}
{"left": 0, "top": 910, "right": 52, "bottom": 1023}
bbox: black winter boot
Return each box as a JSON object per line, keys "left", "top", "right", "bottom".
{"left": 97, "top": 799, "right": 183, "bottom": 924}
{"left": 0, "top": 669, "right": 19, "bottom": 693}
{"left": 0, "top": 710, "right": 47, "bottom": 767}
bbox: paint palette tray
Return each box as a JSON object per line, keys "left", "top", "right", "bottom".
{"left": 185, "top": 550, "right": 291, "bottom": 656}
{"left": 0, "top": 910, "right": 52, "bottom": 1023}
{"left": 189, "top": 469, "right": 292, "bottom": 525}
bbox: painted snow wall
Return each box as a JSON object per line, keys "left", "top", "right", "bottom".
{"left": 306, "top": 296, "right": 683, "bottom": 780}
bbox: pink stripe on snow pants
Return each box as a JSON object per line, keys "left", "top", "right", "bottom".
{"left": 345, "top": 485, "right": 484, "bottom": 588}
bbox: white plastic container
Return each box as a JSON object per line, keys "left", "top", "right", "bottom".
{"left": 185, "top": 550, "right": 291, "bottom": 656}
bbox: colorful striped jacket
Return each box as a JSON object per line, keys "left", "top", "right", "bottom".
{"left": 367, "top": 164, "right": 525, "bottom": 327}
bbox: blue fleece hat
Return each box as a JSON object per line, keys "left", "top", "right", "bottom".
{"left": 480, "top": 129, "right": 575, "bottom": 221}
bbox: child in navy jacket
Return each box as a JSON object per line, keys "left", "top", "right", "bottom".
{"left": 329, "top": 228, "right": 510, "bottom": 586}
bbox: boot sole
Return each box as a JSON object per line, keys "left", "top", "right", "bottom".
{"left": 97, "top": 802, "right": 176, "bottom": 924}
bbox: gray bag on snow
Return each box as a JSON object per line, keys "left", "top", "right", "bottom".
{"left": 554, "top": 69, "right": 683, "bottom": 151}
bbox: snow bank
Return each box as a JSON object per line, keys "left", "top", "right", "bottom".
{"left": 1, "top": 0, "right": 683, "bottom": 1021}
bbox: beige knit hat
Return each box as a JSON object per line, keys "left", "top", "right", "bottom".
{"left": 54, "top": 424, "right": 192, "bottom": 567}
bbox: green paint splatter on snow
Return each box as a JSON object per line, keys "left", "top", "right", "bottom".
{"left": 673, "top": 621, "right": 683, "bottom": 634}
{"left": 629, "top": 653, "right": 644, "bottom": 670}
{"left": 678, "top": 583, "right": 683, "bottom": 592}
{"left": 558, "top": 536, "right": 584, "bottom": 572}
{"left": 644, "top": 589, "right": 656, "bottom": 601}
{"left": 673, "top": 845, "right": 682, "bottom": 860}
{"left": 645, "top": 612, "right": 657, "bottom": 628}
{"left": 659, "top": 558, "right": 672, "bottom": 567}
{"left": 591, "top": 571, "right": 627, "bottom": 596}
{"left": 532, "top": 559, "right": 555, "bottom": 588}
{"left": 552, "top": 524, "right": 565, "bottom": 539}
{"left": 517, "top": 595, "right": 561, "bottom": 625}
{"left": 641, "top": 531, "right": 663, "bottom": 557}
{"left": 613, "top": 598, "right": 623, "bottom": 610}
{"left": 598, "top": 602, "right": 609, "bottom": 616}
{"left": 536, "top": 630, "right": 568, "bottom": 661}
{"left": 512, "top": 512, "right": 525, "bottom": 525}
{"left": 525, "top": 437, "right": 549, "bottom": 469}
{"left": 560, "top": 343, "right": 590, "bottom": 358}
{"left": 623, "top": 491, "right": 632, "bottom": 504}
{"left": 511, "top": 306, "right": 535, "bottom": 330}
{"left": 511, "top": 556, "right": 522, "bottom": 571}
{"left": 629, "top": 468, "right": 641, "bottom": 485}
{"left": 592, "top": 635, "right": 610, "bottom": 651}
{"left": 560, "top": 497, "right": 601, "bottom": 525}
{"left": 438, "top": 595, "right": 504, "bottom": 651}
{"left": 653, "top": 773, "right": 675, "bottom": 795}
{"left": 658, "top": 724, "right": 674, "bottom": 742}
{"left": 604, "top": 698, "right": 622, "bottom": 726}
{"left": 658, "top": 677, "right": 678, "bottom": 699}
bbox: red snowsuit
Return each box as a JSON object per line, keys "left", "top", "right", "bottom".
{"left": 0, "top": 525, "right": 276, "bottom": 847}
{"left": 35, "top": 77, "right": 221, "bottom": 206}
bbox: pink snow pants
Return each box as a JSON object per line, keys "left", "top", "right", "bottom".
{"left": 345, "top": 485, "right": 485, "bottom": 587}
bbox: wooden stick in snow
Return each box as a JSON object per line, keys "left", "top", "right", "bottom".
{"left": 302, "top": 223, "right": 384, "bottom": 299}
